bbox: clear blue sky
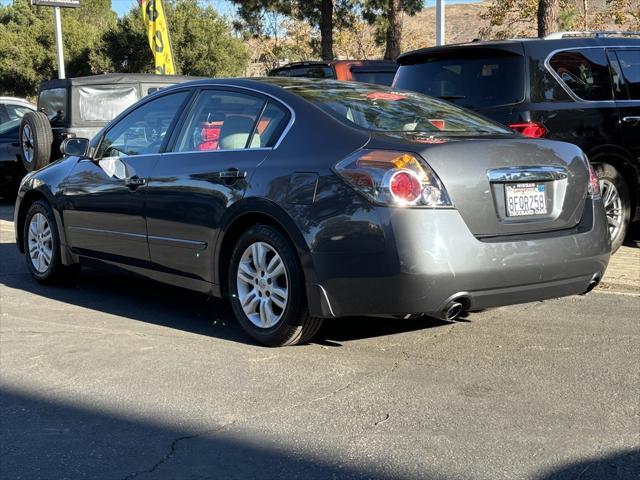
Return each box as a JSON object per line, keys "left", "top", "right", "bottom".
{"left": 0, "top": 0, "right": 482, "bottom": 18}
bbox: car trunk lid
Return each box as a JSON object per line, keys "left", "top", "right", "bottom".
{"left": 369, "top": 134, "right": 590, "bottom": 236}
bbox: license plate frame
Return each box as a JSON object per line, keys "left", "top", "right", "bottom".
{"left": 505, "top": 182, "right": 547, "bottom": 217}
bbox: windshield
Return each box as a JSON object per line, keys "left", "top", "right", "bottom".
{"left": 395, "top": 52, "right": 525, "bottom": 109}
{"left": 0, "top": 118, "right": 20, "bottom": 136}
{"left": 283, "top": 81, "right": 510, "bottom": 135}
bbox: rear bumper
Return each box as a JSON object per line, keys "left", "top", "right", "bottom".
{"left": 306, "top": 200, "right": 610, "bottom": 318}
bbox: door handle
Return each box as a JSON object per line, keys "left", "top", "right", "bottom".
{"left": 215, "top": 169, "right": 247, "bottom": 179}
{"left": 622, "top": 116, "right": 640, "bottom": 124}
{"left": 11, "top": 142, "right": 19, "bottom": 147}
{"left": 125, "top": 176, "right": 146, "bottom": 189}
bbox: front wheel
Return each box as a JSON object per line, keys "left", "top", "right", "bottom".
{"left": 594, "top": 163, "right": 630, "bottom": 254}
{"left": 228, "top": 224, "right": 323, "bottom": 347}
{"left": 23, "top": 200, "right": 79, "bottom": 283}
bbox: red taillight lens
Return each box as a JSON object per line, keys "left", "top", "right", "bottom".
{"left": 509, "top": 122, "right": 548, "bottom": 138}
{"left": 587, "top": 163, "right": 601, "bottom": 199}
{"left": 334, "top": 150, "right": 452, "bottom": 207}
{"left": 390, "top": 171, "right": 422, "bottom": 203}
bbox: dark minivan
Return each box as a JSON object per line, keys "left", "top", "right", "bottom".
{"left": 394, "top": 32, "right": 640, "bottom": 252}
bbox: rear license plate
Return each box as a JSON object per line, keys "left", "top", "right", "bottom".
{"left": 505, "top": 183, "right": 547, "bottom": 217}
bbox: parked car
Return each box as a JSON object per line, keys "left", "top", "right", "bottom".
{"left": 394, "top": 32, "right": 640, "bottom": 252}
{"left": 15, "top": 78, "right": 610, "bottom": 346}
{"left": 19, "top": 73, "right": 197, "bottom": 174}
{"left": 269, "top": 60, "right": 398, "bottom": 85}
{"left": 0, "top": 97, "right": 35, "bottom": 198}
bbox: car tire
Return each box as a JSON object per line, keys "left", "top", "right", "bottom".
{"left": 23, "top": 200, "right": 79, "bottom": 284}
{"left": 228, "top": 224, "right": 323, "bottom": 347}
{"left": 20, "top": 111, "right": 53, "bottom": 172}
{"left": 594, "top": 162, "right": 631, "bottom": 254}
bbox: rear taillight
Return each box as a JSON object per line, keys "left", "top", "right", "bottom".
{"left": 587, "top": 163, "right": 601, "bottom": 199}
{"left": 334, "top": 150, "right": 452, "bottom": 207}
{"left": 509, "top": 122, "right": 548, "bottom": 138}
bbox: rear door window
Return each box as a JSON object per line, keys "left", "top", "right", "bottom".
{"left": 394, "top": 51, "right": 525, "bottom": 108}
{"left": 174, "top": 90, "right": 289, "bottom": 152}
{"left": 548, "top": 48, "right": 613, "bottom": 101}
{"left": 614, "top": 50, "right": 640, "bottom": 100}
{"left": 38, "top": 88, "right": 68, "bottom": 127}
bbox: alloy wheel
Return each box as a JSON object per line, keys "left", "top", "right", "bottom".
{"left": 236, "top": 241, "right": 288, "bottom": 329}
{"left": 599, "top": 178, "right": 623, "bottom": 243}
{"left": 27, "top": 213, "right": 53, "bottom": 273}
{"left": 21, "top": 123, "right": 34, "bottom": 165}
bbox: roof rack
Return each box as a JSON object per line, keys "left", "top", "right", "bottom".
{"left": 545, "top": 31, "right": 640, "bottom": 39}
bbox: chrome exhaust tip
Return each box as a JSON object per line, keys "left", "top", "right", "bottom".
{"left": 445, "top": 301, "right": 464, "bottom": 321}
{"left": 583, "top": 275, "right": 601, "bottom": 295}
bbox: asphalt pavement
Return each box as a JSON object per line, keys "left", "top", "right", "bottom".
{"left": 0, "top": 198, "right": 638, "bottom": 480}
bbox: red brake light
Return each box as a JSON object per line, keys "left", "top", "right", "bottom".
{"left": 587, "top": 163, "right": 601, "bottom": 199}
{"left": 334, "top": 150, "right": 452, "bottom": 207}
{"left": 390, "top": 171, "right": 422, "bottom": 204}
{"left": 509, "top": 122, "right": 548, "bottom": 138}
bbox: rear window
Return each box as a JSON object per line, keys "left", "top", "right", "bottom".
{"left": 39, "top": 88, "right": 68, "bottom": 127}
{"left": 270, "top": 66, "right": 335, "bottom": 79}
{"left": 395, "top": 51, "right": 525, "bottom": 109}
{"left": 548, "top": 49, "right": 613, "bottom": 101}
{"left": 350, "top": 69, "right": 397, "bottom": 86}
{"left": 286, "top": 82, "right": 510, "bottom": 135}
{"left": 77, "top": 86, "right": 139, "bottom": 122}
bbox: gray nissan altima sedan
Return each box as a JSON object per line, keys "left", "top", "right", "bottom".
{"left": 14, "top": 78, "right": 610, "bottom": 346}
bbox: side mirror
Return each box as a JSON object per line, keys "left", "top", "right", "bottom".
{"left": 61, "top": 137, "right": 90, "bottom": 158}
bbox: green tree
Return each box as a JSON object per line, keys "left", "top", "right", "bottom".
{"left": 0, "top": 0, "right": 116, "bottom": 98}
{"left": 361, "top": 0, "right": 422, "bottom": 60}
{"left": 97, "top": 0, "right": 249, "bottom": 76}
{"left": 229, "top": 0, "right": 356, "bottom": 60}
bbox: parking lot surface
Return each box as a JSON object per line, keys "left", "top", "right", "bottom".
{"left": 1, "top": 199, "right": 638, "bottom": 480}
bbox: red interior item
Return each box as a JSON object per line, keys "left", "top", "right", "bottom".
{"left": 198, "top": 121, "right": 223, "bottom": 150}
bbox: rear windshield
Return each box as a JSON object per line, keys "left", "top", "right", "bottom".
{"left": 39, "top": 88, "right": 68, "bottom": 127}
{"left": 395, "top": 51, "right": 525, "bottom": 109}
{"left": 285, "top": 82, "right": 510, "bottom": 135}
{"left": 77, "top": 86, "right": 139, "bottom": 122}
{"left": 350, "top": 69, "right": 397, "bottom": 86}
{"left": 269, "top": 66, "right": 335, "bottom": 79}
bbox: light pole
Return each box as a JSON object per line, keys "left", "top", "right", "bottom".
{"left": 30, "top": 0, "right": 81, "bottom": 80}
{"left": 53, "top": 6, "right": 65, "bottom": 79}
{"left": 436, "top": 0, "right": 445, "bottom": 46}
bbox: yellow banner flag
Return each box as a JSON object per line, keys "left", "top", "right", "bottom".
{"left": 138, "top": 0, "right": 176, "bottom": 74}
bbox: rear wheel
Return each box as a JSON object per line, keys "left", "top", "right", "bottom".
{"left": 228, "top": 224, "right": 323, "bottom": 347}
{"left": 594, "top": 163, "right": 630, "bottom": 253}
{"left": 23, "top": 200, "right": 79, "bottom": 283}
{"left": 20, "top": 111, "right": 53, "bottom": 172}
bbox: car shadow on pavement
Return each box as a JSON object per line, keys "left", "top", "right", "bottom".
{"left": 537, "top": 449, "right": 639, "bottom": 480}
{"left": 2, "top": 385, "right": 637, "bottom": 480}
{"left": 0, "top": 386, "right": 423, "bottom": 480}
{"left": 0, "top": 241, "right": 451, "bottom": 347}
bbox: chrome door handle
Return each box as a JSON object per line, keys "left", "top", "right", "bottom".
{"left": 215, "top": 169, "right": 247, "bottom": 179}
{"left": 125, "top": 176, "right": 146, "bottom": 189}
{"left": 622, "top": 116, "right": 640, "bottom": 124}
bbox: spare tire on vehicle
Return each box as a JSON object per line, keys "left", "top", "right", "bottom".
{"left": 20, "top": 111, "right": 53, "bottom": 172}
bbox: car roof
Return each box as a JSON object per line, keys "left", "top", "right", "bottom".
{"left": 0, "top": 97, "right": 36, "bottom": 109}
{"left": 39, "top": 73, "right": 203, "bottom": 91}
{"left": 271, "top": 60, "right": 397, "bottom": 70}
{"left": 398, "top": 35, "right": 640, "bottom": 63}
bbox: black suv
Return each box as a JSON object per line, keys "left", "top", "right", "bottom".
{"left": 394, "top": 32, "right": 640, "bottom": 252}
